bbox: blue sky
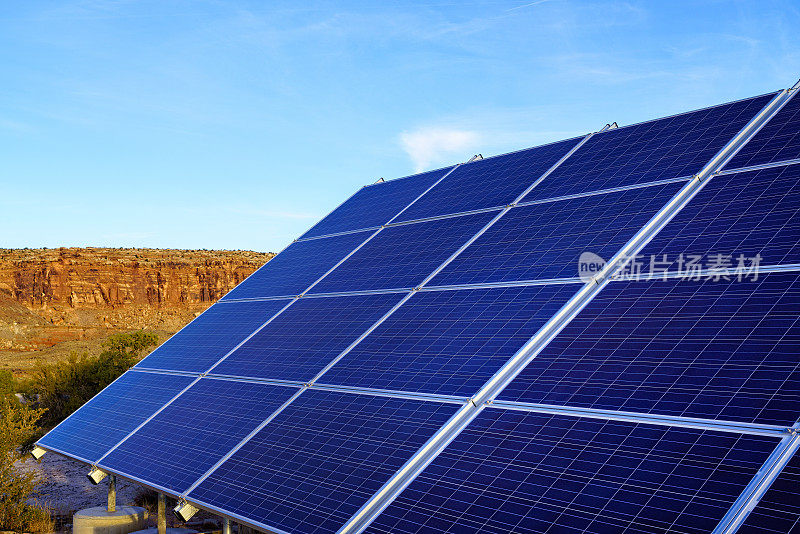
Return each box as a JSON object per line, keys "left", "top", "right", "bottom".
{"left": 1, "top": 0, "right": 798, "bottom": 252}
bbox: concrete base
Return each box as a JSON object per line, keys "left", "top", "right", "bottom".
{"left": 73, "top": 506, "right": 148, "bottom": 534}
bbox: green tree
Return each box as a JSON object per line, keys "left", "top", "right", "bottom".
{"left": 30, "top": 331, "right": 159, "bottom": 431}
{"left": 0, "top": 377, "right": 51, "bottom": 532}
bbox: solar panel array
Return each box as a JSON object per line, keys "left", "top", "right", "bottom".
{"left": 36, "top": 82, "right": 800, "bottom": 534}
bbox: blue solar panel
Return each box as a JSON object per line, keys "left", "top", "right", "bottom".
{"left": 210, "top": 293, "right": 405, "bottom": 381}
{"left": 394, "top": 138, "right": 582, "bottom": 223}
{"left": 221, "top": 230, "right": 371, "bottom": 300}
{"left": 99, "top": 378, "right": 295, "bottom": 493}
{"left": 37, "top": 371, "right": 194, "bottom": 463}
{"left": 640, "top": 164, "right": 800, "bottom": 270}
{"left": 740, "top": 451, "right": 800, "bottom": 533}
{"left": 300, "top": 167, "right": 450, "bottom": 239}
{"left": 320, "top": 284, "right": 579, "bottom": 397}
{"left": 187, "top": 389, "right": 459, "bottom": 534}
{"left": 498, "top": 273, "right": 800, "bottom": 426}
{"left": 135, "top": 300, "right": 290, "bottom": 373}
{"left": 365, "top": 409, "right": 779, "bottom": 534}
{"left": 310, "top": 211, "right": 496, "bottom": 294}
{"left": 430, "top": 181, "right": 685, "bottom": 286}
{"left": 524, "top": 93, "right": 775, "bottom": 202}
{"left": 726, "top": 92, "right": 800, "bottom": 170}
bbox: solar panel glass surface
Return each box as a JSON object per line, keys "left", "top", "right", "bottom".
{"left": 726, "top": 92, "right": 800, "bottom": 170}
{"left": 210, "top": 293, "right": 406, "bottom": 381}
{"left": 310, "top": 211, "right": 496, "bottom": 294}
{"left": 99, "top": 379, "right": 296, "bottom": 493}
{"left": 639, "top": 164, "right": 800, "bottom": 270}
{"left": 365, "top": 409, "right": 779, "bottom": 534}
{"left": 37, "top": 371, "right": 194, "bottom": 463}
{"left": 135, "top": 300, "right": 291, "bottom": 373}
{"left": 498, "top": 273, "right": 800, "bottom": 426}
{"left": 320, "top": 284, "right": 579, "bottom": 397}
{"left": 187, "top": 389, "right": 459, "bottom": 534}
{"left": 300, "top": 167, "right": 450, "bottom": 239}
{"left": 221, "top": 230, "right": 371, "bottom": 300}
{"left": 395, "top": 137, "right": 581, "bottom": 223}
{"left": 430, "top": 181, "right": 684, "bottom": 286}
{"left": 524, "top": 93, "right": 775, "bottom": 202}
{"left": 739, "top": 452, "right": 800, "bottom": 533}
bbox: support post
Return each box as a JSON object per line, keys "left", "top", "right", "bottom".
{"left": 107, "top": 474, "right": 116, "bottom": 513}
{"left": 222, "top": 517, "right": 231, "bottom": 534}
{"left": 158, "top": 493, "right": 166, "bottom": 534}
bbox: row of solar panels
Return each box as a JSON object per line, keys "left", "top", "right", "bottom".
{"left": 36, "top": 85, "right": 800, "bottom": 534}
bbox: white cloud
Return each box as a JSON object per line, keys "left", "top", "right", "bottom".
{"left": 400, "top": 127, "right": 481, "bottom": 172}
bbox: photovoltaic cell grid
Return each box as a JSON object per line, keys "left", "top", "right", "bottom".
{"left": 187, "top": 389, "right": 459, "bottom": 534}
{"left": 365, "top": 409, "right": 780, "bottom": 534}
{"left": 430, "top": 180, "right": 685, "bottom": 286}
{"left": 99, "top": 379, "right": 296, "bottom": 494}
{"left": 524, "top": 92, "right": 776, "bottom": 202}
{"left": 395, "top": 137, "right": 582, "bottom": 223}
{"left": 726, "top": 91, "right": 800, "bottom": 170}
{"left": 319, "top": 284, "right": 580, "bottom": 397}
{"left": 221, "top": 230, "right": 371, "bottom": 301}
{"left": 639, "top": 163, "right": 800, "bottom": 270}
{"left": 498, "top": 273, "right": 800, "bottom": 426}
{"left": 34, "top": 86, "right": 800, "bottom": 534}
{"left": 299, "top": 167, "right": 451, "bottom": 240}
{"left": 739, "top": 452, "right": 800, "bottom": 533}
{"left": 310, "top": 210, "right": 496, "bottom": 294}
{"left": 37, "top": 371, "right": 194, "bottom": 463}
{"left": 135, "top": 299, "right": 291, "bottom": 374}
{"left": 210, "top": 292, "right": 406, "bottom": 382}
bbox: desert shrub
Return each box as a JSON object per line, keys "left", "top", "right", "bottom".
{"left": 0, "top": 391, "right": 51, "bottom": 532}
{"left": 28, "top": 331, "right": 158, "bottom": 431}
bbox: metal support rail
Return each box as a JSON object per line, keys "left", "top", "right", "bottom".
{"left": 613, "top": 262, "right": 800, "bottom": 282}
{"left": 713, "top": 422, "right": 800, "bottom": 534}
{"left": 717, "top": 156, "right": 800, "bottom": 176}
{"left": 336, "top": 87, "right": 795, "bottom": 534}
{"left": 488, "top": 400, "right": 791, "bottom": 438}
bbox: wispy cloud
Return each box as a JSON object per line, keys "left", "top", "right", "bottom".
{"left": 400, "top": 127, "right": 481, "bottom": 172}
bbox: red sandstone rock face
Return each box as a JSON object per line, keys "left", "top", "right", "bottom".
{"left": 0, "top": 247, "right": 273, "bottom": 309}
{"left": 0, "top": 248, "right": 274, "bottom": 371}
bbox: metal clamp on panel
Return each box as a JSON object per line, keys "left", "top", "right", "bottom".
{"left": 174, "top": 499, "right": 200, "bottom": 521}
{"left": 30, "top": 445, "right": 46, "bottom": 460}
{"left": 87, "top": 466, "right": 108, "bottom": 485}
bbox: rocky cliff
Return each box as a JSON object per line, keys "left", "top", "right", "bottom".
{"left": 0, "top": 247, "right": 273, "bottom": 375}
{"left": 0, "top": 247, "right": 272, "bottom": 309}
